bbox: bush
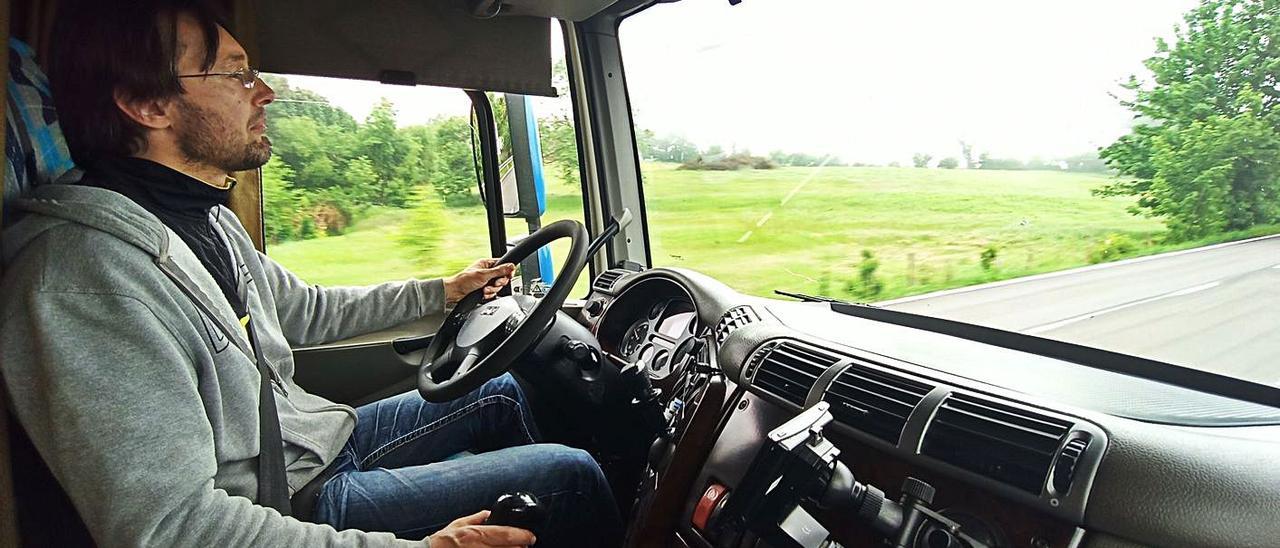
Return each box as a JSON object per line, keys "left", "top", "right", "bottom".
{"left": 1087, "top": 234, "right": 1137, "bottom": 264}
{"left": 845, "top": 250, "right": 883, "bottom": 297}
{"left": 678, "top": 153, "right": 775, "bottom": 171}
{"left": 399, "top": 187, "right": 448, "bottom": 267}
{"left": 298, "top": 217, "right": 317, "bottom": 239}
{"left": 311, "top": 203, "right": 349, "bottom": 236}
{"left": 261, "top": 158, "right": 303, "bottom": 243}
{"left": 816, "top": 271, "right": 831, "bottom": 296}
{"left": 979, "top": 246, "right": 998, "bottom": 271}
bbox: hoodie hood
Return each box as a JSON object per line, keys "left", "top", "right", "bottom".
{"left": 3, "top": 183, "right": 256, "bottom": 361}
{"left": 3, "top": 184, "right": 170, "bottom": 265}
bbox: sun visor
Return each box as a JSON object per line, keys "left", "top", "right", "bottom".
{"left": 252, "top": 1, "right": 556, "bottom": 97}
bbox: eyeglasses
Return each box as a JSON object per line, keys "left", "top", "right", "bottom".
{"left": 177, "top": 68, "right": 260, "bottom": 89}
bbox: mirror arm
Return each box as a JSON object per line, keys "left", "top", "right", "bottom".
{"left": 586, "top": 208, "right": 633, "bottom": 263}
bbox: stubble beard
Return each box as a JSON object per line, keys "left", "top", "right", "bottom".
{"left": 175, "top": 97, "right": 272, "bottom": 174}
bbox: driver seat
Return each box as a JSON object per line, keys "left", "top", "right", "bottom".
{"left": 2, "top": 36, "right": 95, "bottom": 546}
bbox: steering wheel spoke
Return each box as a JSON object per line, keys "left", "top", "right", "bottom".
{"left": 452, "top": 347, "right": 484, "bottom": 381}
{"left": 419, "top": 339, "right": 457, "bottom": 378}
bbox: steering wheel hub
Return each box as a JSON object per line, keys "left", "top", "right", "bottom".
{"left": 457, "top": 296, "right": 528, "bottom": 347}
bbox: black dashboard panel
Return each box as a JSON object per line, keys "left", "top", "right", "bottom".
{"left": 584, "top": 267, "right": 1280, "bottom": 548}
{"left": 683, "top": 392, "right": 1081, "bottom": 548}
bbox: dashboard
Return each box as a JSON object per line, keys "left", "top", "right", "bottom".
{"left": 577, "top": 267, "right": 1280, "bottom": 548}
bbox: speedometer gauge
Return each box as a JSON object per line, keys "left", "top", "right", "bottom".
{"left": 622, "top": 322, "right": 648, "bottom": 356}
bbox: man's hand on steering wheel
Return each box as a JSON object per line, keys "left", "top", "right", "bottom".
{"left": 445, "top": 259, "right": 517, "bottom": 305}
{"left": 425, "top": 510, "right": 535, "bottom": 547}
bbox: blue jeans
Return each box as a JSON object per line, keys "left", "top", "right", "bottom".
{"left": 313, "top": 374, "right": 622, "bottom": 546}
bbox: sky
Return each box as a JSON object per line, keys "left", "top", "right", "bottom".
{"left": 279, "top": 0, "right": 1199, "bottom": 165}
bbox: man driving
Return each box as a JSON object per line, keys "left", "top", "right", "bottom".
{"left": 0, "top": 0, "right": 622, "bottom": 546}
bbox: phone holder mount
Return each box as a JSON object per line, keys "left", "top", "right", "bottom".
{"left": 708, "top": 402, "right": 992, "bottom": 548}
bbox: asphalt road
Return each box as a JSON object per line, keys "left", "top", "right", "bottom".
{"left": 881, "top": 235, "right": 1280, "bottom": 386}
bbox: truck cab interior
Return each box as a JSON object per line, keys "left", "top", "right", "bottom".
{"left": 1, "top": 1, "right": 1278, "bottom": 547}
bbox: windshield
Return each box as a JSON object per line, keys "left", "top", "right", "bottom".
{"left": 622, "top": 0, "right": 1280, "bottom": 388}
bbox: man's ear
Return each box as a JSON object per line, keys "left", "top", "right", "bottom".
{"left": 113, "top": 90, "right": 175, "bottom": 130}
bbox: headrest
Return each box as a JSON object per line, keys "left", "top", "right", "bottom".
{"left": 4, "top": 38, "right": 78, "bottom": 227}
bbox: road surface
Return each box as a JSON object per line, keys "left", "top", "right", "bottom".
{"left": 882, "top": 235, "right": 1280, "bottom": 386}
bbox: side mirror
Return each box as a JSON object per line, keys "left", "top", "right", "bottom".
{"left": 502, "top": 93, "right": 554, "bottom": 291}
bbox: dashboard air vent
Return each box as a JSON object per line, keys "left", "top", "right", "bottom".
{"left": 1050, "top": 436, "right": 1091, "bottom": 496}
{"left": 716, "top": 306, "right": 760, "bottom": 344}
{"left": 921, "top": 393, "right": 1073, "bottom": 494}
{"left": 592, "top": 269, "right": 628, "bottom": 292}
{"left": 752, "top": 341, "right": 840, "bottom": 407}
{"left": 822, "top": 362, "right": 932, "bottom": 445}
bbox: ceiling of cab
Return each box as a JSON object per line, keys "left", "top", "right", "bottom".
{"left": 499, "top": 0, "right": 623, "bottom": 21}
{"left": 249, "top": 0, "right": 623, "bottom": 96}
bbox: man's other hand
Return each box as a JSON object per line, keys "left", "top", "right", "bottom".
{"left": 444, "top": 259, "right": 517, "bottom": 305}
{"left": 425, "top": 510, "right": 536, "bottom": 547}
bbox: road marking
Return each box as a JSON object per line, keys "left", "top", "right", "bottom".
{"left": 1025, "top": 281, "right": 1221, "bottom": 335}
{"left": 740, "top": 157, "right": 835, "bottom": 242}
{"left": 779, "top": 162, "right": 829, "bottom": 206}
{"left": 882, "top": 233, "right": 1280, "bottom": 307}
{"left": 1166, "top": 281, "right": 1220, "bottom": 297}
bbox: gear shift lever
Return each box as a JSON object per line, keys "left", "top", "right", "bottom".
{"left": 483, "top": 492, "right": 547, "bottom": 535}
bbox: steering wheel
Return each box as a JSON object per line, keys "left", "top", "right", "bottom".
{"left": 417, "top": 219, "right": 589, "bottom": 402}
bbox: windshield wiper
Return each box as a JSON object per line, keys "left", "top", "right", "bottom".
{"left": 774, "top": 289, "right": 873, "bottom": 307}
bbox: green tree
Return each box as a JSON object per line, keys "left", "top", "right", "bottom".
{"left": 959, "top": 141, "right": 975, "bottom": 169}
{"left": 261, "top": 156, "right": 303, "bottom": 243}
{"left": 357, "top": 98, "right": 417, "bottom": 206}
{"left": 539, "top": 114, "right": 580, "bottom": 185}
{"left": 431, "top": 116, "right": 481, "bottom": 205}
{"left": 912, "top": 153, "right": 932, "bottom": 168}
{"left": 263, "top": 74, "right": 358, "bottom": 132}
{"left": 647, "top": 134, "right": 699, "bottom": 162}
{"left": 269, "top": 116, "right": 353, "bottom": 189}
{"left": 399, "top": 187, "right": 449, "bottom": 269}
{"left": 977, "top": 154, "right": 1024, "bottom": 170}
{"left": 1064, "top": 152, "right": 1111, "bottom": 173}
{"left": 491, "top": 94, "right": 512, "bottom": 164}
{"left": 398, "top": 125, "right": 439, "bottom": 186}
{"left": 343, "top": 156, "right": 379, "bottom": 203}
{"left": 938, "top": 157, "right": 960, "bottom": 169}
{"left": 1097, "top": 0, "right": 1280, "bottom": 239}
{"left": 636, "top": 128, "right": 657, "bottom": 160}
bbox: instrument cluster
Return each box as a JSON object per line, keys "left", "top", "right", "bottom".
{"left": 617, "top": 298, "right": 699, "bottom": 381}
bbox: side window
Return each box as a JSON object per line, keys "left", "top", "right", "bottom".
{"left": 262, "top": 35, "right": 586, "bottom": 295}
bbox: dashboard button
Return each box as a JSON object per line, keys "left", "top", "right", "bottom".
{"left": 692, "top": 483, "right": 728, "bottom": 531}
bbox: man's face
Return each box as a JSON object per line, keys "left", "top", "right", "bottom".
{"left": 171, "top": 16, "right": 275, "bottom": 174}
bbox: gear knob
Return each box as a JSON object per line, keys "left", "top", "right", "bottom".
{"left": 483, "top": 491, "right": 547, "bottom": 534}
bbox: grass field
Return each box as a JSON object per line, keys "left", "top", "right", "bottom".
{"left": 267, "top": 163, "right": 1277, "bottom": 302}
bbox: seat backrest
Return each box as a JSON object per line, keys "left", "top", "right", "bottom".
{"left": 1, "top": 37, "right": 95, "bottom": 547}
{"left": 3, "top": 37, "right": 76, "bottom": 229}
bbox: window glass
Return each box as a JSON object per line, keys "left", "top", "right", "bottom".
{"left": 263, "top": 26, "right": 588, "bottom": 296}
{"left": 622, "top": 1, "right": 1280, "bottom": 387}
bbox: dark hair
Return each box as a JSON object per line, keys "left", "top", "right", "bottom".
{"left": 49, "top": 0, "right": 227, "bottom": 166}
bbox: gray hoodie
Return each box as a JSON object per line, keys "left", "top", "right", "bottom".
{"left": 0, "top": 184, "right": 442, "bottom": 546}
